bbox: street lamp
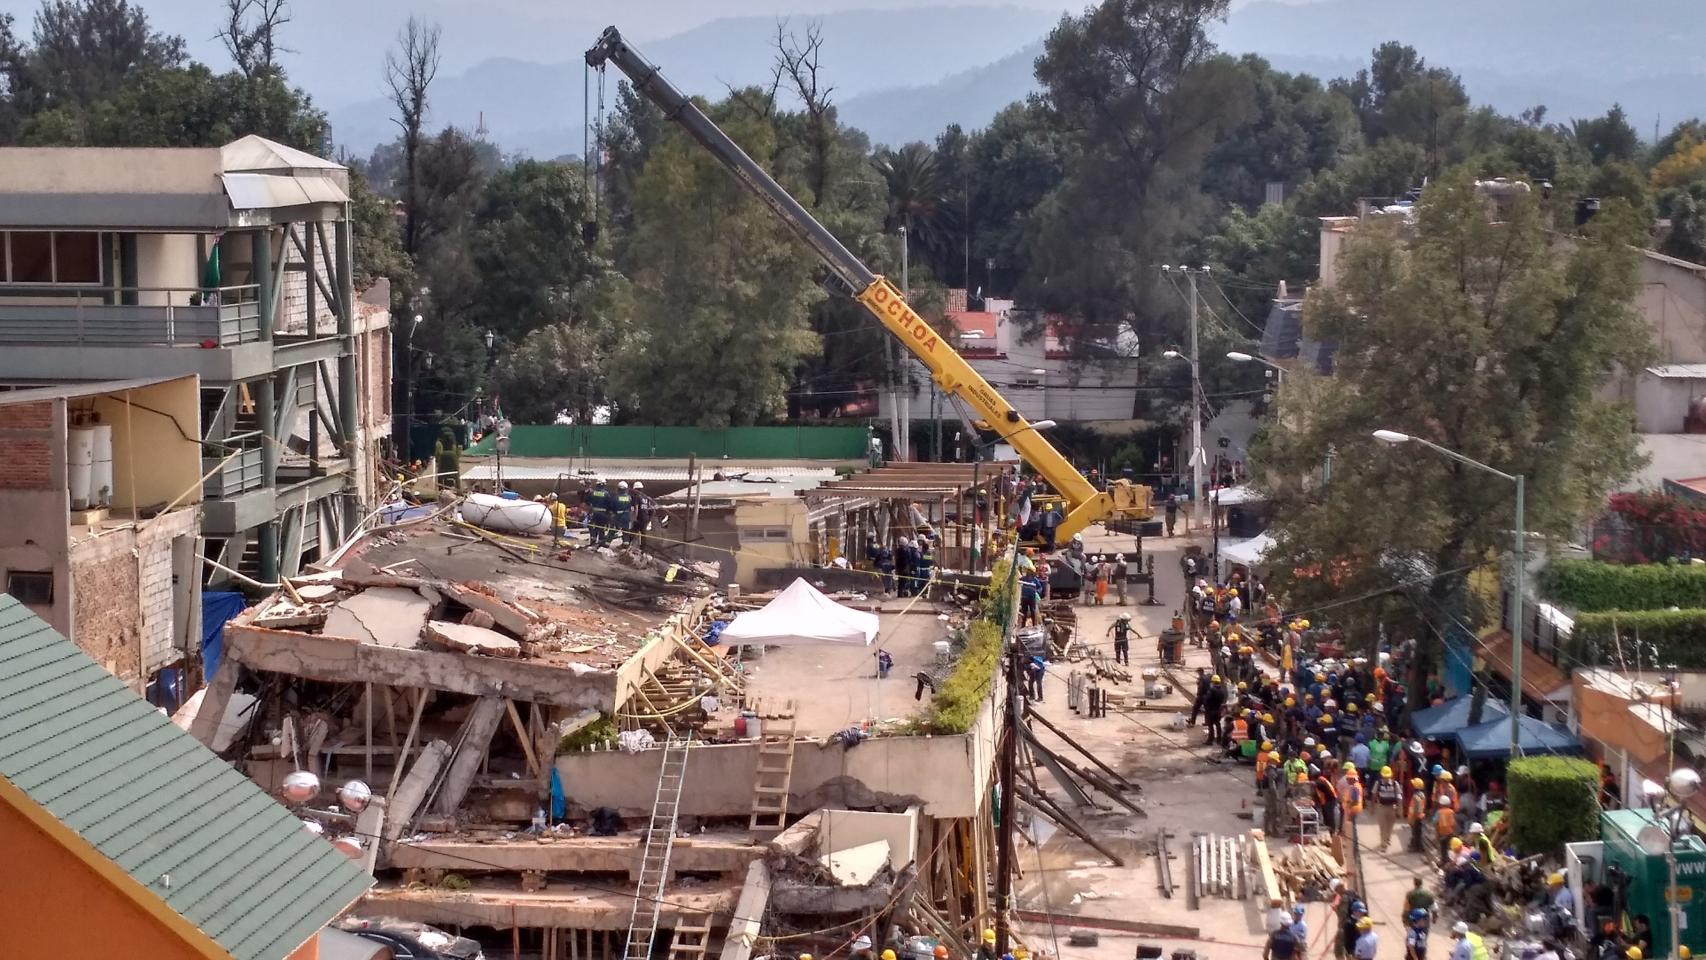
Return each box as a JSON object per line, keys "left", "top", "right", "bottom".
{"left": 1639, "top": 766, "right": 1700, "bottom": 960}
{"left": 1227, "top": 350, "right": 1286, "bottom": 386}
{"left": 1374, "top": 429, "right": 1526, "bottom": 756}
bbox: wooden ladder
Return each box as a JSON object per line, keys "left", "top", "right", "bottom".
{"left": 667, "top": 912, "right": 713, "bottom": 960}
{"left": 749, "top": 700, "right": 798, "bottom": 837}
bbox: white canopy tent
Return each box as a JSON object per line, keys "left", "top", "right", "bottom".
{"left": 719, "top": 578, "right": 879, "bottom": 647}
{"left": 1220, "top": 532, "right": 1276, "bottom": 568}
{"left": 1213, "top": 485, "right": 1267, "bottom": 507}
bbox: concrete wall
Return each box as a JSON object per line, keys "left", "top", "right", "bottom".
{"left": 1636, "top": 252, "right": 1706, "bottom": 367}
{"left": 555, "top": 693, "right": 999, "bottom": 820}
{"left": 820, "top": 808, "right": 919, "bottom": 870}
{"left": 1633, "top": 372, "right": 1706, "bottom": 432}
{"left": 733, "top": 499, "right": 810, "bottom": 588}
{"left": 89, "top": 377, "right": 203, "bottom": 511}
{"left": 0, "top": 147, "right": 223, "bottom": 195}
{"left": 134, "top": 233, "right": 200, "bottom": 304}
{"left": 70, "top": 529, "right": 143, "bottom": 683}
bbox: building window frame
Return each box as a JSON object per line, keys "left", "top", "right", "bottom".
{"left": 6, "top": 570, "right": 54, "bottom": 605}
{"left": 2, "top": 230, "right": 104, "bottom": 286}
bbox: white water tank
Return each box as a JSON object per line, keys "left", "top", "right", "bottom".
{"left": 90, "top": 422, "right": 113, "bottom": 507}
{"left": 68, "top": 425, "right": 94, "bottom": 510}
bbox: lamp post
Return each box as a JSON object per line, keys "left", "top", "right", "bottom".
{"left": 1162, "top": 346, "right": 1205, "bottom": 529}
{"left": 1226, "top": 350, "right": 1285, "bottom": 392}
{"left": 1374, "top": 429, "right": 1525, "bottom": 755}
{"left": 1639, "top": 766, "right": 1701, "bottom": 960}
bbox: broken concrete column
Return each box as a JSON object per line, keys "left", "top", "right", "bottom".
{"left": 433, "top": 697, "right": 509, "bottom": 815}
{"left": 719, "top": 861, "right": 773, "bottom": 960}
{"left": 423, "top": 620, "right": 522, "bottom": 658}
{"left": 384, "top": 739, "right": 451, "bottom": 846}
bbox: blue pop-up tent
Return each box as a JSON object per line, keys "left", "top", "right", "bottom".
{"left": 1409, "top": 696, "right": 1508, "bottom": 740}
{"left": 1454, "top": 713, "right": 1582, "bottom": 761}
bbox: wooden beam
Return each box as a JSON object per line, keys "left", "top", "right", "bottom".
{"left": 506, "top": 698, "right": 542, "bottom": 778}
{"left": 223, "top": 625, "right": 614, "bottom": 709}
{"left": 386, "top": 688, "right": 429, "bottom": 804}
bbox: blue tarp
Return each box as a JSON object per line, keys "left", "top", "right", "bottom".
{"left": 379, "top": 501, "right": 437, "bottom": 524}
{"left": 201, "top": 590, "right": 248, "bottom": 679}
{"left": 1454, "top": 713, "right": 1583, "bottom": 761}
{"left": 1409, "top": 696, "right": 1508, "bottom": 740}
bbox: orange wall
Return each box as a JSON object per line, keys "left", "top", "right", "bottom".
{"left": 286, "top": 934, "right": 321, "bottom": 960}
{"left": 0, "top": 796, "right": 206, "bottom": 959}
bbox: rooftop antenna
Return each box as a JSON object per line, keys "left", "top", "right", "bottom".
{"left": 475, "top": 110, "right": 488, "bottom": 139}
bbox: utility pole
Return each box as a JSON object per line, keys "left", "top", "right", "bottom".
{"left": 1166, "top": 265, "right": 1210, "bottom": 530}
{"left": 993, "top": 641, "right": 1020, "bottom": 955}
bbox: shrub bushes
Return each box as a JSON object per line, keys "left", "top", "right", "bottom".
{"left": 1543, "top": 558, "right": 1706, "bottom": 612}
{"left": 920, "top": 556, "right": 1020, "bottom": 734}
{"left": 1507, "top": 756, "right": 1601, "bottom": 855}
{"left": 1566, "top": 608, "right": 1706, "bottom": 669}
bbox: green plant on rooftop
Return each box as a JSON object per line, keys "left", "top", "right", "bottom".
{"left": 1542, "top": 558, "right": 1706, "bottom": 612}
{"left": 915, "top": 554, "right": 1019, "bottom": 734}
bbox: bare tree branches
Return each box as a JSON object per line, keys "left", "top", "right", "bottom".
{"left": 215, "top": 0, "right": 290, "bottom": 77}
{"left": 772, "top": 18, "right": 836, "bottom": 205}
{"left": 385, "top": 16, "right": 441, "bottom": 257}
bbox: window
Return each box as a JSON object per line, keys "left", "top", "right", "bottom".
{"left": 3, "top": 231, "right": 101, "bottom": 284}
{"left": 6, "top": 571, "right": 53, "bottom": 605}
{"left": 738, "top": 526, "right": 791, "bottom": 543}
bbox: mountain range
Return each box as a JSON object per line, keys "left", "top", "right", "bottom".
{"left": 299, "top": 0, "right": 1706, "bottom": 158}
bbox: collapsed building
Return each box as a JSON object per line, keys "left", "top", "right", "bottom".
{"left": 188, "top": 508, "right": 1006, "bottom": 960}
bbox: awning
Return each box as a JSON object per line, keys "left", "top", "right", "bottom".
{"left": 1410, "top": 696, "right": 1508, "bottom": 740}
{"left": 719, "top": 578, "right": 879, "bottom": 647}
{"left": 1454, "top": 713, "right": 1582, "bottom": 761}
{"left": 1220, "top": 533, "right": 1275, "bottom": 567}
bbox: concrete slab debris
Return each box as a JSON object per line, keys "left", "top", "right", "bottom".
{"left": 423, "top": 620, "right": 522, "bottom": 658}
{"left": 821, "top": 839, "right": 891, "bottom": 885}
{"left": 324, "top": 587, "right": 433, "bottom": 648}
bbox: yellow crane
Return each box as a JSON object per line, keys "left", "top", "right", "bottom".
{"left": 586, "top": 27, "right": 1155, "bottom": 542}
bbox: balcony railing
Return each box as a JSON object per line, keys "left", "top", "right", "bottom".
{"left": 0, "top": 284, "right": 264, "bottom": 347}
{"left": 203, "top": 432, "right": 265, "bottom": 498}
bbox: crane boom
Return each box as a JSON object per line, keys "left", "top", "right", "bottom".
{"left": 585, "top": 26, "right": 1152, "bottom": 540}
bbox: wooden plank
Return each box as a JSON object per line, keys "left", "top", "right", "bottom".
{"left": 507, "top": 698, "right": 543, "bottom": 779}
{"left": 386, "top": 688, "right": 428, "bottom": 804}
{"left": 1250, "top": 829, "right": 1282, "bottom": 906}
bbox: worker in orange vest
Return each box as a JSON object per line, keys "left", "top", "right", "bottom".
{"left": 1336, "top": 764, "right": 1364, "bottom": 837}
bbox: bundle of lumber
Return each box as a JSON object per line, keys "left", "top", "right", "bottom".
{"left": 1272, "top": 843, "right": 1343, "bottom": 898}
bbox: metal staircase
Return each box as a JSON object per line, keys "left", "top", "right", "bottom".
{"left": 624, "top": 736, "right": 693, "bottom": 960}
{"left": 748, "top": 701, "right": 798, "bottom": 837}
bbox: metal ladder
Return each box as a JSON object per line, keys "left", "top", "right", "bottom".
{"left": 624, "top": 736, "right": 693, "bottom": 960}
{"left": 749, "top": 701, "right": 798, "bottom": 837}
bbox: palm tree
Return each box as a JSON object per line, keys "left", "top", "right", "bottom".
{"left": 873, "top": 142, "right": 959, "bottom": 277}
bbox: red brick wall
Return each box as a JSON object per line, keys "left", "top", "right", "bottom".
{"left": 0, "top": 402, "right": 58, "bottom": 491}
{"left": 70, "top": 542, "right": 140, "bottom": 682}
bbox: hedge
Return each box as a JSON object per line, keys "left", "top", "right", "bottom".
{"left": 1566, "top": 608, "right": 1706, "bottom": 669}
{"left": 1542, "top": 558, "right": 1706, "bottom": 612}
{"left": 1507, "top": 756, "right": 1601, "bottom": 855}
{"left": 919, "top": 556, "right": 1021, "bottom": 734}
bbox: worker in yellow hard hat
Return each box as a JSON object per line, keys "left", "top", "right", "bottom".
{"left": 1547, "top": 870, "right": 1575, "bottom": 915}
{"left": 1406, "top": 777, "right": 1429, "bottom": 853}
{"left": 978, "top": 929, "right": 997, "bottom": 960}
{"left": 1628, "top": 948, "right": 1643, "bottom": 960}
{"left": 881, "top": 950, "right": 897, "bottom": 960}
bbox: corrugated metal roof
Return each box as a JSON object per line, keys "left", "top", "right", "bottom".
{"left": 221, "top": 135, "right": 345, "bottom": 174}
{"left": 221, "top": 172, "right": 349, "bottom": 209}
{"left": 0, "top": 376, "right": 188, "bottom": 406}
{"left": 1646, "top": 364, "right": 1706, "bottom": 379}
{"left": 0, "top": 596, "right": 371, "bottom": 960}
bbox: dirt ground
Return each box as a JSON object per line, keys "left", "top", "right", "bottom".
{"left": 739, "top": 609, "right": 958, "bottom": 735}
{"left": 1014, "top": 524, "right": 1458, "bottom": 960}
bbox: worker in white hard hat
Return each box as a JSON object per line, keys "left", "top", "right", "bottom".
{"left": 1107, "top": 610, "right": 1135, "bottom": 666}
{"left": 1112, "top": 551, "right": 1129, "bottom": 604}
{"left": 613, "top": 481, "right": 633, "bottom": 540}
{"left": 630, "top": 481, "right": 652, "bottom": 547}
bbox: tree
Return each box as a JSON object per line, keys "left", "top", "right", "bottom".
{"left": 1331, "top": 43, "right": 1471, "bottom": 175}
{"left": 1253, "top": 173, "right": 1653, "bottom": 698}
{"left": 467, "top": 160, "right": 601, "bottom": 339}
{"left": 1025, "top": 0, "right": 1252, "bottom": 345}
{"left": 493, "top": 278, "right": 626, "bottom": 424}
{"left": 217, "top": 0, "right": 291, "bottom": 78}
{"left": 1652, "top": 138, "right": 1706, "bottom": 190}
{"left": 770, "top": 19, "right": 836, "bottom": 207}
{"left": 347, "top": 164, "right": 408, "bottom": 293}
{"left": 384, "top": 17, "right": 440, "bottom": 258}
{"left": 1657, "top": 181, "right": 1706, "bottom": 265}
{"left": 1204, "top": 54, "right": 1358, "bottom": 210}
{"left": 1569, "top": 104, "right": 1641, "bottom": 167}
{"left": 25, "top": 0, "right": 184, "bottom": 109}
{"left": 874, "top": 142, "right": 952, "bottom": 259}
{"left": 609, "top": 99, "right": 823, "bottom": 427}
{"left": 962, "top": 101, "right": 1070, "bottom": 297}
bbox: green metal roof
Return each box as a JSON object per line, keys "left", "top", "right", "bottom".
{"left": 0, "top": 596, "right": 371, "bottom": 960}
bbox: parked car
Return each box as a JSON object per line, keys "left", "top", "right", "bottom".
{"left": 333, "top": 918, "right": 484, "bottom": 960}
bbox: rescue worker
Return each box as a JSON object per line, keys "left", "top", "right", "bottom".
{"left": 978, "top": 930, "right": 998, "bottom": 960}
{"left": 1405, "top": 909, "right": 1429, "bottom": 960}
{"left": 867, "top": 535, "right": 895, "bottom": 595}
{"left": 1435, "top": 780, "right": 1460, "bottom": 866}
{"left": 588, "top": 479, "right": 612, "bottom": 544}
{"left": 1336, "top": 763, "right": 1364, "bottom": 837}
{"left": 1113, "top": 552, "right": 1129, "bottom": 604}
{"left": 1204, "top": 675, "right": 1229, "bottom": 744}
{"left": 916, "top": 538, "right": 936, "bottom": 600}
{"left": 1108, "top": 612, "right": 1134, "bottom": 666}
{"left": 1353, "top": 916, "right": 1377, "bottom": 960}
{"left": 613, "top": 481, "right": 634, "bottom": 541}
{"left": 548, "top": 493, "right": 569, "bottom": 547}
{"left": 1371, "top": 765, "right": 1402, "bottom": 850}
{"left": 631, "top": 480, "right": 652, "bottom": 548}
{"left": 1189, "top": 667, "right": 1211, "bottom": 726}
{"left": 1468, "top": 821, "right": 1498, "bottom": 865}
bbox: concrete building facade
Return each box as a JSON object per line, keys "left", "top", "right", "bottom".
{"left": 0, "top": 135, "right": 388, "bottom": 583}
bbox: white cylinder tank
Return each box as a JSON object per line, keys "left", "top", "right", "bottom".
{"left": 90, "top": 422, "right": 114, "bottom": 507}
{"left": 68, "top": 426, "right": 94, "bottom": 510}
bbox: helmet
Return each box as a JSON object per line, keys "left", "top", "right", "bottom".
{"left": 595, "top": 478, "right": 607, "bottom": 486}
{"left": 1364, "top": 692, "right": 1376, "bottom": 702}
{"left": 1408, "top": 908, "right": 1428, "bottom": 922}
{"left": 1294, "top": 904, "right": 1306, "bottom": 916}
{"left": 1357, "top": 917, "right": 1373, "bottom": 931}
{"left": 1321, "top": 713, "right": 1334, "bottom": 723}
{"left": 1411, "top": 778, "right": 1424, "bottom": 788}
{"left": 1263, "top": 713, "right": 1275, "bottom": 724}
{"left": 1452, "top": 922, "right": 1469, "bottom": 936}
{"left": 983, "top": 931, "right": 996, "bottom": 944}
{"left": 1548, "top": 872, "right": 1566, "bottom": 886}
{"left": 1301, "top": 752, "right": 1313, "bottom": 761}
{"left": 1469, "top": 851, "right": 1481, "bottom": 861}
{"left": 1628, "top": 949, "right": 1642, "bottom": 960}
{"left": 1440, "top": 771, "right": 1454, "bottom": 783}
{"left": 934, "top": 948, "right": 949, "bottom": 960}
{"left": 1269, "top": 751, "right": 1282, "bottom": 762}
{"left": 1261, "top": 741, "right": 1274, "bottom": 751}
{"left": 1346, "top": 703, "right": 1358, "bottom": 713}
{"left": 1072, "top": 533, "right": 1084, "bottom": 543}
{"left": 1285, "top": 698, "right": 1296, "bottom": 707}
{"left": 633, "top": 481, "right": 645, "bottom": 490}
{"left": 618, "top": 480, "right": 630, "bottom": 489}
{"left": 1430, "top": 764, "right": 1444, "bottom": 776}
{"left": 1238, "top": 681, "right": 1249, "bottom": 691}
{"left": 1212, "top": 675, "right": 1222, "bottom": 683}
{"left": 883, "top": 951, "right": 898, "bottom": 960}
{"left": 1119, "top": 612, "right": 1132, "bottom": 621}
{"left": 1304, "top": 738, "right": 1317, "bottom": 748}
{"left": 856, "top": 937, "right": 873, "bottom": 951}
{"left": 802, "top": 955, "right": 814, "bottom": 960}
{"left": 1380, "top": 766, "right": 1393, "bottom": 778}
{"left": 1680, "top": 949, "right": 1691, "bottom": 960}
{"left": 1450, "top": 838, "right": 1464, "bottom": 850}
{"left": 1469, "top": 822, "right": 1484, "bottom": 834}
{"left": 1351, "top": 900, "right": 1366, "bottom": 916}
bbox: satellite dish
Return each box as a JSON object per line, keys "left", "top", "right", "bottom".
{"left": 1670, "top": 768, "right": 1701, "bottom": 800}
{"left": 1639, "top": 823, "right": 1672, "bottom": 857}
{"left": 282, "top": 770, "right": 320, "bottom": 803}
{"left": 338, "top": 780, "right": 373, "bottom": 813}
